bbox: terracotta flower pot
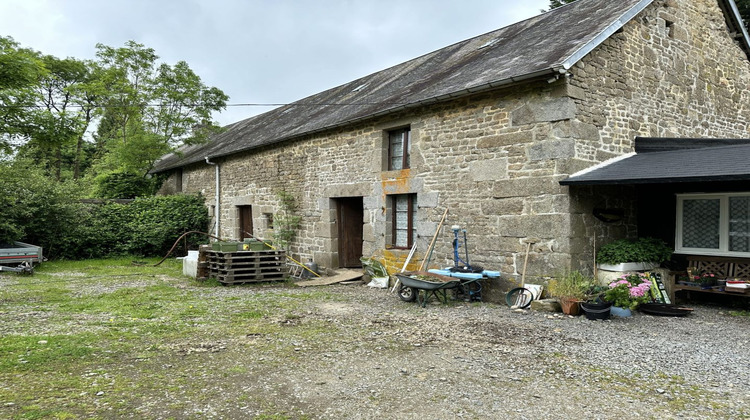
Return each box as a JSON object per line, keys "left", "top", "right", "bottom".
{"left": 559, "top": 297, "right": 582, "bottom": 316}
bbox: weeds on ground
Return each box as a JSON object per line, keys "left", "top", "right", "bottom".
{"left": 0, "top": 257, "right": 340, "bottom": 419}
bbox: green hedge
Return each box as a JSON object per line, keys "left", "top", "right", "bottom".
{"left": 0, "top": 162, "right": 210, "bottom": 259}
{"left": 61, "top": 195, "right": 210, "bottom": 259}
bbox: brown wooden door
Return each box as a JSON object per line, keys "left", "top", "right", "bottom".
{"left": 337, "top": 197, "right": 363, "bottom": 268}
{"left": 239, "top": 206, "right": 253, "bottom": 240}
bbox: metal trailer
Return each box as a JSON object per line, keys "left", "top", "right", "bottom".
{"left": 0, "top": 241, "right": 43, "bottom": 274}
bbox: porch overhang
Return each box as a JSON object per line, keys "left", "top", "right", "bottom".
{"left": 560, "top": 138, "right": 750, "bottom": 186}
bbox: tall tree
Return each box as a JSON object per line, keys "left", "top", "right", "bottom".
{"left": 93, "top": 41, "right": 228, "bottom": 177}
{"left": 19, "top": 55, "right": 93, "bottom": 180}
{"left": 0, "top": 37, "right": 45, "bottom": 154}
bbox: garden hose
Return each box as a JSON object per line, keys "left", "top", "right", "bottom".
{"left": 152, "top": 231, "right": 223, "bottom": 267}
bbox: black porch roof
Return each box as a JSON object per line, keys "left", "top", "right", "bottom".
{"left": 560, "top": 138, "right": 750, "bottom": 185}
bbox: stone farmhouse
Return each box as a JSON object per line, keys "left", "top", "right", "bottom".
{"left": 152, "top": 0, "right": 750, "bottom": 301}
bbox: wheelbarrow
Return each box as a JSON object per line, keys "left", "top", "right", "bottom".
{"left": 396, "top": 271, "right": 461, "bottom": 308}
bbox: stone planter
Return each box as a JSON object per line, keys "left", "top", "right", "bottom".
{"left": 597, "top": 262, "right": 659, "bottom": 272}
{"left": 596, "top": 262, "right": 660, "bottom": 285}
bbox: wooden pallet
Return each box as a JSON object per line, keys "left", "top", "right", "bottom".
{"left": 206, "top": 249, "right": 286, "bottom": 284}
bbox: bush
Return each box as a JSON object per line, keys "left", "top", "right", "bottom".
{"left": 0, "top": 162, "right": 209, "bottom": 259}
{"left": 0, "top": 162, "right": 84, "bottom": 255}
{"left": 84, "top": 194, "right": 210, "bottom": 258}
{"left": 94, "top": 171, "right": 164, "bottom": 199}
{"left": 546, "top": 270, "right": 594, "bottom": 300}
{"left": 596, "top": 237, "right": 673, "bottom": 265}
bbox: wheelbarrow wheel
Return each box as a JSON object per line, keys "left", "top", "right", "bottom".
{"left": 398, "top": 285, "right": 418, "bottom": 302}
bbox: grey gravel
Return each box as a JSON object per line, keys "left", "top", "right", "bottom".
{"left": 271, "top": 284, "right": 750, "bottom": 420}
{"left": 2, "top": 273, "right": 749, "bottom": 419}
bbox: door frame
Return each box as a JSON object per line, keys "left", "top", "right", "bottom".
{"left": 336, "top": 197, "right": 364, "bottom": 268}
{"left": 238, "top": 205, "right": 253, "bottom": 240}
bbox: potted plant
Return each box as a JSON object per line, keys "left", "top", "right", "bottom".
{"left": 547, "top": 271, "right": 593, "bottom": 315}
{"left": 603, "top": 272, "right": 653, "bottom": 317}
{"left": 687, "top": 268, "right": 717, "bottom": 290}
{"left": 580, "top": 283, "right": 612, "bottom": 320}
{"left": 596, "top": 237, "right": 673, "bottom": 271}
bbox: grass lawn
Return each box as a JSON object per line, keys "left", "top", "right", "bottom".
{"left": 0, "top": 258, "right": 333, "bottom": 419}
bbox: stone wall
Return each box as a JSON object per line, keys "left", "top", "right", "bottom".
{"left": 563, "top": 0, "right": 750, "bottom": 271}
{"left": 160, "top": 0, "right": 750, "bottom": 301}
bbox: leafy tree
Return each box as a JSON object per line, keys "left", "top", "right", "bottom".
{"left": 92, "top": 41, "right": 228, "bottom": 182}
{"left": 1, "top": 41, "right": 101, "bottom": 180}
{"left": 1, "top": 38, "right": 227, "bottom": 192}
{"left": 0, "top": 37, "right": 45, "bottom": 154}
{"left": 16, "top": 55, "right": 96, "bottom": 180}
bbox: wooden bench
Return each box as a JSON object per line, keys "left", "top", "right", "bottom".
{"left": 671, "top": 255, "right": 750, "bottom": 301}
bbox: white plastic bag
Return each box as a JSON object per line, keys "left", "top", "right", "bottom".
{"left": 367, "top": 276, "right": 389, "bottom": 288}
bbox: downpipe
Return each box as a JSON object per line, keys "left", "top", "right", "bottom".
{"left": 205, "top": 157, "right": 220, "bottom": 238}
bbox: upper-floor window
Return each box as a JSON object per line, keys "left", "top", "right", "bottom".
{"left": 388, "top": 127, "right": 410, "bottom": 170}
{"left": 676, "top": 193, "right": 750, "bottom": 257}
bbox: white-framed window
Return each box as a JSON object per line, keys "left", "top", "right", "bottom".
{"left": 388, "top": 127, "right": 410, "bottom": 170}
{"left": 676, "top": 193, "right": 750, "bottom": 256}
{"left": 389, "top": 194, "right": 417, "bottom": 248}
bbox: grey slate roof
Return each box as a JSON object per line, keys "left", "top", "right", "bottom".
{"left": 560, "top": 138, "right": 750, "bottom": 185}
{"left": 151, "top": 0, "right": 750, "bottom": 173}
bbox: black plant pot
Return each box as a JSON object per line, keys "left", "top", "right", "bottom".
{"left": 581, "top": 301, "right": 612, "bottom": 320}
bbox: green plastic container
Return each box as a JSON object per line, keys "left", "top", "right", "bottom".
{"left": 211, "top": 241, "right": 240, "bottom": 252}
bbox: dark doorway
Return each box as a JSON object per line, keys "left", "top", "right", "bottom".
{"left": 336, "top": 197, "right": 364, "bottom": 268}
{"left": 238, "top": 205, "right": 253, "bottom": 240}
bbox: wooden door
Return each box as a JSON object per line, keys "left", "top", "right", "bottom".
{"left": 337, "top": 197, "right": 363, "bottom": 268}
{"left": 238, "top": 205, "right": 253, "bottom": 240}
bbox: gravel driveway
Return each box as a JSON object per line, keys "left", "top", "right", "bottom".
{"left": 3, "top": 272, "right": 749, "bottom": 419}
{"left": 257, "top": 284, "right": 750, "bottom": 420}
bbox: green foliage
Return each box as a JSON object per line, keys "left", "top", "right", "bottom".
{"left": 1, "top": 38, "right": 227, "bottom": 184}
{"left": 4, "top": 52, "right": 99, "bottom": 180}
{"left": 596, "top": 237, "right": 673, "bottom": 265}
{"left": 546, "top": 270, "right": 594, "bottom": 299}
{"left": 0, "top": 36, "right": 46, "bottom": 89}
{"left": 0, "top": 161, "right": 83, "bottom": 252}
{"left": 0, "top": 161, "right": 208, "bottom": 258}
{"left": 361, "top": 258, "right": 389, "bottom": 278}
{"left": 93, "top": 41, "right": 228, "bottom": 176}
{"left": 272, "top": 190, "right": 302, "bottom": 251}
{"left": 94, "top": 171, "right": 162, "bottom": 199}
{"left": 0, "top": 37, "right": 46, "bottom": 154}
{"left": 87, "top": 194, "right": 210, "bottom": 258}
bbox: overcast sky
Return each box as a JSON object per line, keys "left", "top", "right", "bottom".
{"left": 1, "top": 0, "right": 550, "bottom": 126}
